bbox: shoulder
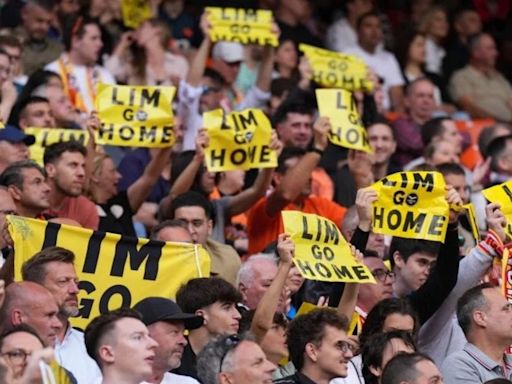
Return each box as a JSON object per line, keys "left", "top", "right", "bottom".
{"left": 162, "top": 372, "right": 200, "bottom": 384}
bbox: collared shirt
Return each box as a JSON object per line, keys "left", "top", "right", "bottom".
{"left": 274, "top": 371, "right": 318, "bottom": 383}
{"left": 55, "top": 324, "right": 102, "bottom": 384}
{"left": 441, "top": 342, "right": 512, "bottom": 384}
{"left": 449, "top": 65, "right": 512, "bottom": 123}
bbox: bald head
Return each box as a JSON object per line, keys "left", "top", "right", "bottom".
{"left": 1, "top": 281, "right": 62, "bottom": 346}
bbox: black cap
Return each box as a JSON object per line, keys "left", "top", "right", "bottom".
{"left": 133, "top": 297, "right": 203, "bottom": 330}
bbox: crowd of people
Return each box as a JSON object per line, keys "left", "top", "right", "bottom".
{"left": 0, "top": 0, "right": 511, "bottom": 383}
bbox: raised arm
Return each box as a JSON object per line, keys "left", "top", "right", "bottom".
{"left": 186, "top": 14, "right": 212, "bottom": 87}
{"left": 127, "top": 147, "right": 172, "bottom": 212}
{"left": 251, "top": 234, "right": 294, "bottom": 342}
{"left": 226, "top": 131, "right": 282, "bottom": 217}
{"left": 265, "top": 116, "right": 330, "bottom": 217}
{"left": 336, "top": 246, "right": 363, "bottom": 320}
{"left": 408, "top": 186, "right": 463, "bottom": 324}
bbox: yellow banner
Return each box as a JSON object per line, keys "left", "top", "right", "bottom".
{"left": 316, "top": 89, "right": 372, "bottom": 152}
{"left": 282, "top": 211, "right": 375, "bottom": 283}
{"left": 483, "top": 180, "right": 512, "bottom": 238}
{"left": 463, "top": 203, "right": 480, "bottom": 242}
{"left": 206, "top": 7, "right": 278, "bottom": 47}
{"left": 8, "top": 216, "right": 210, "bottom": 330}
{"left": 121, "top": 0, "right": 152, "bottom": 29}
{"left": 25, "top": 127, "right": 89, "bottom": 165}
{"left": 300, "top": 44, "right": 373, "bottom": 92}
{"left": 371, "top": 172, "right": 449, "bottom": 242}
{"left": 203, "top": 108, "right": 277, "bottom": 172}
{"left": 96, "top": 83, "right": 175, "bottom": 148}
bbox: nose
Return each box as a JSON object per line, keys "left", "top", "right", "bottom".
{"left": 265, "top": 359, "right": 277, "bottom": 373}
{"left": 148, "top": 336, "right": 158, "bottom": 349}
{"left": 51, "top": 315, "right": 63, "bottom": 330}
{"left": 69, "top": 280, "right": 79, "bottom": 294}
{"left": 177, "top": 332, "right": 187, "bottom": 346}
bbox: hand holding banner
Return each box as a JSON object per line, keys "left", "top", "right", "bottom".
{"left": 282, "top": 211, "right": 375, "bottom": 283}
{"left": 371, "top": 172, "right": 449, "bottom": 242}
{"left": 206, "top": 7, "right": 278, "bottom": 47}
{"left": 203, "top": 108, "right": 277, "bottom": 172}
{"left": 300, "top": 44, "right": 373, "bottom": 92}
{"left": 96, "top": 83, "right": 175, "bottom": 148}
{"left": 8, "top": 216, "right": 210, "bottom": 330}
{"left": 121, "top": 0, "right": 153, "bottom": 29}
{"left": 316, "top": 88, "right": 372, "bottom": 152}
{"left": 482, "top": 180, "right": 512, "bottom": 238}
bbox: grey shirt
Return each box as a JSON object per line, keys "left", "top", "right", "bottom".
{"left": 442, "top": 343, "right": 512, "bottom": 384}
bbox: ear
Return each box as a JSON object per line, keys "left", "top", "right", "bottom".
{"left": 11, "top": 309, "right": 23, "bottom": 326}
{"left": 393, "top": 251, "right": 404, "bottom": 269}
{"left": 98, "top": 345, "right": 115, "bottom": 364}
{"left": 45, "top": 163, "right": 56, "bottom": 179}
{"left": 218, "top": 372, "right": 233, "bottom": 384}
{"left": 497, "top": 157, "right": 511, "bottom": 173}
{"left": 305, "top": 342, "right": 318, "bottom": 364}
{"left": 369, "top": 365, "right": 382, "bottom": 378}
{"left": 207, "top": 219, "right": 213, "bottom": 236}
{"left": 7, "top": 185, "right": 22, "bottom": 202}
{"left": 473, "top": 310, "right": 486, "bottom": 328}
{"left": 196, "top": 309, "right": 207, "bottom": 325}
{"left": 238, "top": 282, "right": 248, "bottom": 302}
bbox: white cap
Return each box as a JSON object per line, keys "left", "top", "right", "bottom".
{"left": 212, "top": 41, "right": 244, "bottom": 63}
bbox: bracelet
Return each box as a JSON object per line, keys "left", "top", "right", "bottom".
{"left": 310, "top": 147, "right": 324, "bottom": 156}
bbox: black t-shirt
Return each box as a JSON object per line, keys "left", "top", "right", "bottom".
{"left": 97, "top": 191, "right": 136, "bottom": 237}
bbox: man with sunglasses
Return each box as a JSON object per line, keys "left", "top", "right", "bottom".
{"left": 275, "top": 308, "right": 354, "bottom": 383}
{"left": 197, "top": 333, "right": 276, "bottom": 384}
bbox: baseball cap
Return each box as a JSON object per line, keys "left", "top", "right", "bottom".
{"left": 0, "top": 125, "right": 35, "bottom": 145}
{"left": 133, "top": 297, "right": 203, "bottom": 330}
{"left": 212, "top": 41, "right": 244, "bottom": 63}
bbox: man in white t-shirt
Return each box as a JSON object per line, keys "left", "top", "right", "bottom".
{"left": 134, "top": 297, "right": 204, "bottom": 384}
{"left": 345, "top": 11, "right": 405, "bottom": 112}
{"left": 46, "top": 16, "right": 115, "bottom": 114}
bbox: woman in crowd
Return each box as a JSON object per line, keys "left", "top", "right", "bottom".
{"left": 87, "top": 147, "right": 172, "bottom": 236}
{"left": 106, "top": 18, "right": 188, "bottom": 86}
{"left": 418, "top": 5, "right": 449, "bottom": 76}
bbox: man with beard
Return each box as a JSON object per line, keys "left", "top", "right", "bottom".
{"left": 0, "top": 160, "right": 50, "bottom": 219}
{"left": 43, "top": 140, "right": 99, "bottom": 229}
{"left": 21, "top": 246, "right": 101, "bottom": 383}
{"left": 134, "top": 297, "right": 204, "bottom": 383}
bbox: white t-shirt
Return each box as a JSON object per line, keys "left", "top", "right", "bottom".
{"left": 345, "top": 45, "right": 405, "bottom": 110}
{"left": 142, "top": 372, "right": 200, "bottom": 384}
{"left": 46, "top": 55, "right": 116, "bottom": 113}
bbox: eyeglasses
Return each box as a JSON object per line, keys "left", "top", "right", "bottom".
{"left": 336, "top": 340, "right": 356, "bottom": 353}
{"left": 2, "top": 349, "right": 31, "bottom": 365}
{"left": 372, "top": 269, "right": 395, "bottom": 282}
{"left": 218, "top": 334, "right": 241, "bottom": 373}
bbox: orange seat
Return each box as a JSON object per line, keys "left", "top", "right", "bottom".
{"left": 455, "top": 118, "right": 496, "bottom": 145}
{"left": 460, "top": 144, "right": 483, "bottom": 170}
